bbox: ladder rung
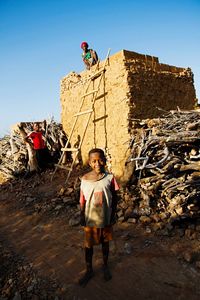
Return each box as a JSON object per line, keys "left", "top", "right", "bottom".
{"left": 82, "top": 89, "right": 99, "bottom": 98}
{"left": 95, "top": 92, "right": 108, "bottom": 101}
{"left": 93, "top": 114, "right": 108, "bottom": 123}
{"left": 74, "top": 109, "right": 93, "bottom": 117}
{"left": 61, "top": 148, "right": 79, "bottom": 152}
{"left": 54, "top": 164, "right": 72, "bottom": 171}
{"left": 90, "top": 68, "right": 106, "bottom": 80}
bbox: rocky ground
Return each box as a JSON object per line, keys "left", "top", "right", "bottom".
{"left": 1, "top": 169, "right": 200, "bottom": 300}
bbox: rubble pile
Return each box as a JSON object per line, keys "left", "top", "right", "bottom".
{"left": 0, "top": 119, "right": 67, "bottom": 179}
{"left": 0, "top": 169, "right": 83, "bottom": 228}
{"left": 0, "top": 239, "right": 62, "bottom": 299}
{"left": 119, "top": 110, "right": 200, "bottom": 235}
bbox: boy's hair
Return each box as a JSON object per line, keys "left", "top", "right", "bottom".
{"left": 88, "top": 148, "right": 106, "bottom": 161}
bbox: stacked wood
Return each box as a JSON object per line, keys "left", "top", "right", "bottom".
{"left": 0, "top": 119, "right": 68, "bottom": 179}
{"left": 124, "top": 110, "right": 200, "bottom": 231}
{"left": 0, "top": 134, "right": 27, "bottom": 179}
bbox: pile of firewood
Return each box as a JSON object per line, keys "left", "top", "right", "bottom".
{"left": 0, "top": 119, "right": 68, "bottom": 179}
{"left": 123, "top": 110, "right": 200, "bottom": 230}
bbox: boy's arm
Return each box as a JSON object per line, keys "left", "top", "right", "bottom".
{"left": 80, "top": 190, "right": 86, "bottom": 226}
{"left": 110, "top": 177, "right": 120, "bottom": 224}
{"left": 110, "top": 191, "right": 119, "bottom": 225}
{"left": 90, "top": 49, "right": 98, "bottom": 63}
{"left": 80, "top": 204, "right": 86, "bottom": 226}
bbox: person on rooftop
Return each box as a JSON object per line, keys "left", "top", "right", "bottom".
{"left": 81, "top": 42, "right": 98, "bottom": 70}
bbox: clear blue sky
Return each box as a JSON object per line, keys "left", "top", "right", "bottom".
{"left": 0, "top": 0, "right": 200, "bottom": 137}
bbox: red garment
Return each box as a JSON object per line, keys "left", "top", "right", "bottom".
{"left": 28, "top": 131, "right": 45, "bottom": 150}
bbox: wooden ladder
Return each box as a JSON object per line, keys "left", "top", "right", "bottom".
{"left": 51, "top": 49, "right": 111, "bottom": 183}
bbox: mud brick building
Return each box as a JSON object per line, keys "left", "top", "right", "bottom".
{"left": 60, "top": 50, "right": 196, "bottom": 181}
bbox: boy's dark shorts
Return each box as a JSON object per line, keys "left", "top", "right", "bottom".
{"left": 84, "top": 226, "right": 113, "bottom": 248}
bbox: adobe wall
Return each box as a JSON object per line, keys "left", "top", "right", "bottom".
{"left": 61, "top": 51, "right": 130, "bottom": 181}
{"left": 123, "top": 50, "right": 196, "bottom": 123}
{"left": 60, "top": 50, "right": 196, "bottom": 181}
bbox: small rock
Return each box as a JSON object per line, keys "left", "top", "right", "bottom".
{"left": 58, "top": 187, "right": 65, "bottom": 196}
{"left": 127, "top": 218, "right": 137, "bottom": 224}
{"left": 63, "top": 197, "right": 74, "bottom": 205}
{"left": 132, "top": 207, "right": 140, "bottom": 217}
{"left": 109, "top": 240, "right": 117, "bottom": 254}
{"left": 183, "top": 251, "right": 194, "bottom": 263}
{"left": 26, "top": 197, "right": 35, "bottom": 203}
{"left": 51, "top": 198, "right": 59, "bottom": 203}
{"left": 124, "top": 242, "right": 132, "bottom": 254}
{"left": 124, "top": 193, "right": 130, "bottom": 202}
{"left": 117, "top": 210, "right": 123, "bottom": 218}
{"left": 27, "top": 285, "right": 34, "bottom": 293}
{"left": 175, "top": 206, "right": 183, "bottom": 215}
{"left": 69, "top": 218, "right": 80, "bottom": 226}
{"left": 159, "top": 212, "right": 168, "bottom": 220}
{"left": 151, "top": 214, "right": 160, "bottom": 223}
{"left": 139, "top": 207, "right": 151, "bottom": 216}
{"left": 124, "top": 207, "right": 133, "bottom": 219}
{"left": 139, "top": 216, "right": 151, "bottom": 224}
{"left": 55, "top": 205, "right": 62, "bottom": 210}
{"left": 121, "top": 231, "right": 131, "bottom": 240}
{"left": 151, "top": 222, "right": 163, "bottom": 232}
{"left": 65, "top": 187, "right": 74, "bottom": 196}
{"left": 118, "top": 216, "right": 124, "bottom": 223}
{"left": 119, "top": 202, "right": 128, "bottom": 210}
{"left": 145, "top": 226, "right": 152, "bottom": 233}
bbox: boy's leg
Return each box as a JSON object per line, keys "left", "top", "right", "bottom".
{"left": 79, "top": 247, "right": 94, "bottom": 287}
{"left": 102, "top": 241, "right": 112, "bottom": 281}
{"left": 85, "top": 246, "right": 93, "bottom": 272}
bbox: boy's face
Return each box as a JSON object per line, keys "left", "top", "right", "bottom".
{"left": 89, "top": 152, "right": 106, "bottom": 174}
{"left": 82, "top": 45, "right": 88, "bottom": 52}
{"left": 33, "top": 123, "right": 39, "bottom": 131}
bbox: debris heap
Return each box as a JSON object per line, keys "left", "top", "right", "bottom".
{"left": 121, "top": 110, "right": 200, "bottom": 232}
{"left": 0, "top": 119, "right": 67, "bottom": 179}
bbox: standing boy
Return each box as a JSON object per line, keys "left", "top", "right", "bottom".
{"left": 25, "top": 123, "right": 49, "bottom": 170}
{"left": 81, "top": 42, "right": 98, "bottom": 70}
{"left": 79, "top": 148, "right": 119, "bottom": 287}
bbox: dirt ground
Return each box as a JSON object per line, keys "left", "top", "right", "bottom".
{"left": 1, "top": 170, "right": 200, "bottom": 300}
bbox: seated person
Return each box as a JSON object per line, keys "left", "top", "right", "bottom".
{"left": 81, "top": 41, "right": 98, "bottom": 70}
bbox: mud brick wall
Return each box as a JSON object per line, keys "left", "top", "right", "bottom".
{"left": 60, "top": 50, "right": 196, "bottom": 181}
